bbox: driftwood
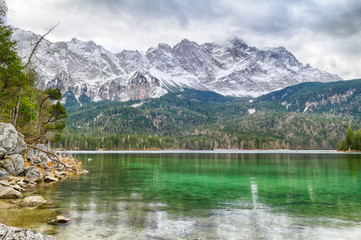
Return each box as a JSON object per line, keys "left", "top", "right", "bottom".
{"left": 26, "top": 144, "right": 67, "bottom": 169}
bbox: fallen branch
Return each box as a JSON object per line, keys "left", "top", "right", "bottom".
{"left": 26, "top": 144, "right": 67, "bottom": 169}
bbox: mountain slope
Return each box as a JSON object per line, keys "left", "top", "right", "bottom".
{"left": 57, "top": 87, "right": 361, "bottom": 150}
{"left": 12, "top": 27, "right": 342, "bottom": 104}
{"left": 258, "top": 79, "right": 361, "bottom": 117}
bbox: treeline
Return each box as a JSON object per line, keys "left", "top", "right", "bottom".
{"left": 57, "top": 133, "right": 281, "bottom": 150}
{"left": 337, "top": 126, "right": 361, "bottom": 151}
{"left": 221, "top": 111, "right": 358, "bottom": 150}
{"left": 0, "top": 1, "right": 66, "bottom": 143}
{"left": 59, "top": 97, "right": 359, "bottom": 150}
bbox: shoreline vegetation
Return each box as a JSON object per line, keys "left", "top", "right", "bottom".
{"left": 58, "top": 149, "right": 358, "bottom": 154}
{"left": 56, "top": 125, "right": 361, "bottom": 153}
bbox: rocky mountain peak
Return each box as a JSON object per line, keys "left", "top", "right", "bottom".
{"left": 227, "top": 37, "right": 247, "bottom": 47}
{"left": 11, "top": 27, "right": 343, "bottom": 104}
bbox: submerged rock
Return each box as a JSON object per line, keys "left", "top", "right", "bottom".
{"left": 0, "top": 154, "right": 25, "bottom": 176}
{"left": 0, "top": 223, "right": 56, "bottom": 240}
{"left": 20, "top": 196, "right": 47, "bottom": 207}
{"left": 0, "top": 123, "right": 27, "bottom": 156}
{"left": 48, "top": 215, "right": 71, "bottom": 225}
{"left": 0, "top": 186, "right": 22, "bottom": 199}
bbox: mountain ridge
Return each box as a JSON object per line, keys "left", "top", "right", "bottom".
{"left": 12, "top": 27, "right": 342, "bottom": 104}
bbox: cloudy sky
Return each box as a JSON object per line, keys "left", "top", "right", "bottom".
{"left": 6, "top": 0, "right": 361, "bottom": 79}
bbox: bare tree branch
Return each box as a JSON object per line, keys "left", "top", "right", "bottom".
{"left": 27, "top": 144, "right": 67, "bottom": 169}
{"left": 24, "top": 23, "right": 59, "bottom": 73}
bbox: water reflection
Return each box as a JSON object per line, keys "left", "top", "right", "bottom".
{"left": 1, "top": 153, "right": 361, "bottom": 239}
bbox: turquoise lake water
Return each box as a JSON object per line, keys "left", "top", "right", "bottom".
{"left": 1, "top": 152, "right": 361, "bottom": 239}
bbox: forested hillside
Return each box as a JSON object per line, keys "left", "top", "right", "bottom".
{"left": 259, "top": 79, "right": 361, "bottom": 116}
{"left": 57, "top": 87, "right": 361, "bottom": 150}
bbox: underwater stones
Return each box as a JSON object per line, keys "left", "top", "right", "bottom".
{"left": 0, "top": 223, "right": 56, "bottom": 240}
{"left": 20, "top": 196, "right": 47, "bottom": 207}
{"left": 49, "top": 216, "right": 71, "bottom": 225}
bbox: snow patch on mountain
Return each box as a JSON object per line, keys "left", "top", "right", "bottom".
{"left": 11, "top": 27, "right": 342, "bottom": 103}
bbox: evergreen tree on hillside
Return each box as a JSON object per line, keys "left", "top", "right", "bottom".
{"left": 338, "top": 126, "right": 361, "bottom": 151}
{"left": 0, "top": 1, "right": 67, "bottom": 145}
{"left": 0, "top": 3, "right": 29, "bottom": 124}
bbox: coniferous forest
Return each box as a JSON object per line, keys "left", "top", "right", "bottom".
{"left": 0, "top": 2, "right": 66, "bottom": 144}
{"left": 57, "top": 85, "right": 361, "bottom": 151}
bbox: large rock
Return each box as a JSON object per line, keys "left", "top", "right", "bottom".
{"left": 0, "top": 154, "right": 24, "bottom": 176}
{"left": 0, "top": 168, "right": 9, "bottom": 180}
{"left": 28, "top": 144, "right": 54, "bottom": 156}
{"left": 0, "top": 186, "right": 22, "bottom": 199}
{"left": 0, "top": 223, "right": 56, "bottom": 240}
{"left": 24, "top": 167, "right": 42, "bottom": 183}
{"left": 19, "top": 196, "right": 47, "bottom": 207}
{"left": 27, "top": 144, "right": 53, "bottom": 167}
{"left": 0, "top": 123, "right": 27, "bottom": 156}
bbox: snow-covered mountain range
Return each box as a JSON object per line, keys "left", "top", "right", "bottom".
{"left": 12, "top": 27, "right": 342, "bottom": 103}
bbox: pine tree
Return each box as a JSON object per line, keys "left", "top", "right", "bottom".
{"left": 345, "top": 126, "right": 354, "bottom": 150}
{"left": 0, "top": 1, "right": 67, "bottom": 145}
{"left": 353, "top": 129, "right": 361, "bottom": 151}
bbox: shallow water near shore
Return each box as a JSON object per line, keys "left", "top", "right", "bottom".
{"left": 1, "top": 152, "right": 361, "bottom": 239}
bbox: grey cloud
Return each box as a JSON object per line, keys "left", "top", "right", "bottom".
{"left": 7, "top": 0, "right": 361, "bottom": 79}
{"left": 284, "top": 0, "right": 361, "bottom": 37}
{"left": 66, "top": 0, "right": 361, "bottom": 38}
{"left": 68, "top": 0, "right": 224, "bottom": 28}
{"left": 316, "top": 5, "right": 361, "bottom": 36}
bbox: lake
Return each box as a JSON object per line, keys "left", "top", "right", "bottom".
{"left": 1, "top": 152, "right": 361, "bottom": 239}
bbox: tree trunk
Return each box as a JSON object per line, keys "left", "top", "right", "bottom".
{"left": 30, "top": 88, "right": 33, "bottom": 137}
{"left": 0, "top": 107, "right": 4, "bottom": 121}
{"left": 12, "top": 89, "right": 22, "bottom": 128}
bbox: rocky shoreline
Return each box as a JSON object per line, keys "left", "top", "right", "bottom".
{"left": 0, "top": 122, "right": 87, "bottom": 239}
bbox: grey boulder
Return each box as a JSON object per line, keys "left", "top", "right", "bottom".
{"left": 0, "top": 123, "right": 27, "bottom": 155}
{"left": 0, "top": 168, "right": 9, "bottom": 180}
{"left": 24, "top": 167, "right": 42, "bottom": 183}
{"left": 0, "top": 154, "right": 24, "bottom": 176}
{"left": 0, "top": 223, "right": 56, "bottom": 240}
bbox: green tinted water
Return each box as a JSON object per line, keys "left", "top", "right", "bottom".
{"left": 1, "top": 153, "right": 361, "bottom": 239}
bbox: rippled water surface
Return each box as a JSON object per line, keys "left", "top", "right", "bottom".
{"left": 2, "top": 152, "right": 361, "bottom": 239}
